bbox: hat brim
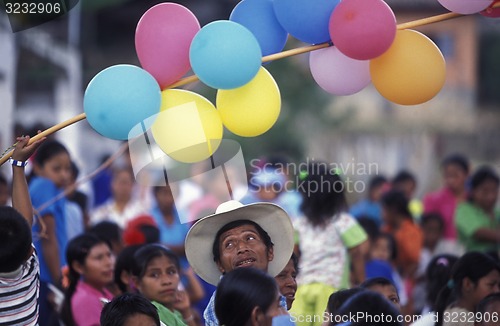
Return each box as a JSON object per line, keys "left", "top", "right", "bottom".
{"left": 185, "top": 202, "right": 294, "bottom": 285}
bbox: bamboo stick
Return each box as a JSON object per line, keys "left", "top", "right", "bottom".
{"left": 0, "top": 113, "right": 87, "bottom": 165}
{"left": 397, "top": 12, "right": 463, "bottom": 30}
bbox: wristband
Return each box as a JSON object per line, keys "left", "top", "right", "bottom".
{"left": 9, "top": 158, "right": 28, "bottom": 167}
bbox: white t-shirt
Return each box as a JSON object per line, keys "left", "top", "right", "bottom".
{"left": 90, "top": 198, "right": 149, "bottom": 228}
{"left": 293, "top": 212, "right": 367, "bottom": 288}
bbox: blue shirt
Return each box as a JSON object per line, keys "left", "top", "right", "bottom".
{"left": 349, "top": 199, "right": 383, "bottom": 228}
{"left": 150, "top": 206, "right": 190, "bottom": 268}
{"left": 204, "top": 289, "right": 288, "bottom": 326}
{"left": 30, "top": 177, "right": 68, "bottom": 284}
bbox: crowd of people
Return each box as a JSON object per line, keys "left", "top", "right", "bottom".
{"left": 1, "top": 136, "right": 500, "bottom": 326}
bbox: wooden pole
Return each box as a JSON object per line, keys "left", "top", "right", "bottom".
{"left": 0, "top": 113, "right": 87, "bottom": 165}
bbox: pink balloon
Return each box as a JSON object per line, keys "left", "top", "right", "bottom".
{"left": 309, "top": 46, "right": 371, "bottom": 96}
{"left": 438, "top": 0, "right": 493, "bottom": 14}
{"left": 135, "top": 3, "right": 200, "bottom": 89}
{"left": 329, "top": 0, "right": 396, "bottom": 60}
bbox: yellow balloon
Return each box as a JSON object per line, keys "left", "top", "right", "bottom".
{"left": 216, "top": 67, "right": 281, "bottom": 137}
{"left": 370, "top": 29, "right": 446, "bottom": 105}
{"left": 151, "top": 89, "right": 223, "bottom": 163}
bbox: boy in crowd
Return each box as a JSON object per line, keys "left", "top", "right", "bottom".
{"left": 0, "top": 135, "right": 45, "bottom": 325}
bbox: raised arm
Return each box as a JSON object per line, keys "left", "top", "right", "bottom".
{"left": 11, "top": 135, "right": 46, "bottom": 227}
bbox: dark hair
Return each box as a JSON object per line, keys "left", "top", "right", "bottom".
{"left": 392, "top": 170, "right": 416, "bottom": 186}
{"left": 469, "top": 166, "right": 500, "bottom": 200}
{"left": 477, "top": 293, "right": 500, "bottom": 318}
{"left": 33, "top": 140, "right": 69, "bottom": 167}
{"left": 425, "top": 254, "right": 459, "bottom": 311}
{"left": 435, "top": 252, "right": 500, "bottom": 326}
{"left": 299, "top": 162, "right": 347, "bottom": 226}
{"left": 357, "top": 217, "right": 380, "bottom": 241}
{"left": 334, "top": 290, "right": 402, "bottom": 326}
{"left": 441, "top": 153, "right": 469, "bottom": 174}
{"left": 131, "top": 244, "right": 180, "bottom": 279}
{"left": 123, "top": 216, "right": 160, "bottom": 246}
{"left": 266, "top": 154, "right": 293, "bottom": 168}
{"left": 291, "top": 252, "right": 299, "bottom": 274}
{"left": 420, "top": 212, "right": 444, "bottom": 230}
{"left": 114, "top": 245, "right": 142, "bottom": 293}
{"left": 374, "top": 232, "right": 398, "bottom": 261}
{"left": 0, "top": 207, "right": 32, "bottom": 273}
{"left": 89, "top": 221, "right": 122, "bottom": 245}
{"left": 215, "top": 267, "right": 279, "bottom": 326}
{"left": 326, "top": 288, "right": 365, "bottom": 314}
{"left": 369, "top": 175, "right": 388, "bottom": 193}
{"left": 212, "top": 220, "right": 273, "bottom": 264}
{"left": 100, "top": 292, "right": 160, "bottom": 326}
{"left": 380, "top": 189, "right": 412, "bottom": 220}
{"left": 70, "top": 161, "right": 80, "bottom": 180}
{"left": 61, "top": 233, "right": 111, "bottom": 326}
{"left": 360, "top": 277, "right": 396, "bottom": 290}
{"left": 138, "top": 224, "right": 160, "bottom": 244}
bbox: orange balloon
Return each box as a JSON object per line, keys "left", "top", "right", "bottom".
{"left": 370, "top": 29, "right": 446, "bottom": 105}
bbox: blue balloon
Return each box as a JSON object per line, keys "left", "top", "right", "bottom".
{"left": 84, "top": 64, "right": 161, "bottom": 140}
{"left": 189, "top": 20, "right": 262, "bottom": 90}
{"left": 273, "top": 0, "right": 340, "bottom": 44}
{"left": 230, "top": 0, "right": 288, "bottom": 56}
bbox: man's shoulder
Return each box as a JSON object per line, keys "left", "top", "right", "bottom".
{"left": 203, "top": 291, "right": 219, "bottom": 326}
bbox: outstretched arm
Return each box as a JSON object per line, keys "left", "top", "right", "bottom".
{"left": 11, "top": 135, "right": 45, "bottom": 227}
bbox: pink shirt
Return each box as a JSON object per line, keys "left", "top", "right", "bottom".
{"left": 71, "top": 280, "right": 114, "bottom": 326}
{"left": 423, "top": 187, "right": 459, "bottom": 240}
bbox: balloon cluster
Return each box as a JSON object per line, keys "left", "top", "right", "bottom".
{"left": 83, "top": 0, "right": 494, "bottom": 163}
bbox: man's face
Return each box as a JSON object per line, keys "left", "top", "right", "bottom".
{"left": 216, "top": 224, "right": 274, "bottom": 274}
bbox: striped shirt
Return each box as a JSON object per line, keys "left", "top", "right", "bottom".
{"left": 0, "top": 247, "right": 40, "bottom": 326}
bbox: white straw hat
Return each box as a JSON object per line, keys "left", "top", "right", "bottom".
{"left": 185, "top": 200, "right": 294, "bottom": 285}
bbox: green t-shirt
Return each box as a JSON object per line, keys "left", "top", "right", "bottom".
{"left": 152, "top": 301, "right": 187, "bottom": 326}
{"left": 455, "top": 202, "right": 500, "bottom": 252}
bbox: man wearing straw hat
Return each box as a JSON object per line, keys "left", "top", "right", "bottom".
{"left": 185, "top": 200, "right": 295, "bottom": 326}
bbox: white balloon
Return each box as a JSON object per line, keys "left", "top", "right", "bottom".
{"left": 309, "top": 46, "right": 371, "bottom": 96}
